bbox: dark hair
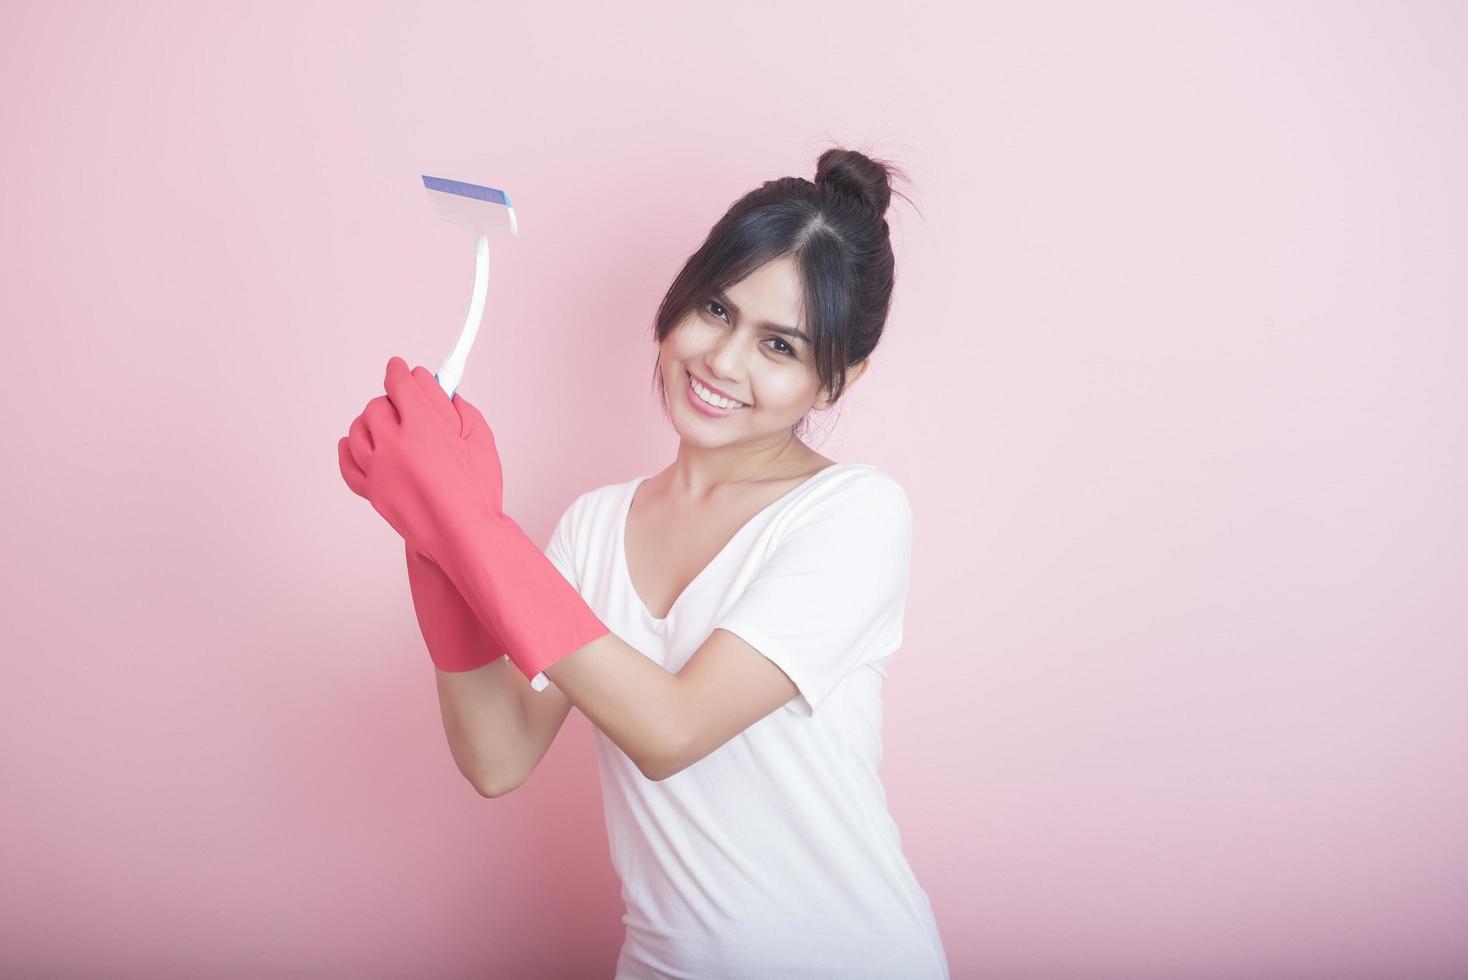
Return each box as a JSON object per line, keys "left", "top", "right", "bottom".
{"left": 650, "top": 146, "right": 915, "bottom": 441}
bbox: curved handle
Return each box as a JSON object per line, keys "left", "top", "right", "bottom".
{"left": 436, "top": 231, "right": 491, "bottom": 399}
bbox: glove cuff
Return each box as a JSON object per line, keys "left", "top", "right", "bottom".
{"left": 430, "top": 510, "right": 611, "bottom": 684}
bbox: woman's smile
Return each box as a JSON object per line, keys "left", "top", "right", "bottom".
{"left": 685, "top": 371, "right": 749, "bottom": 417}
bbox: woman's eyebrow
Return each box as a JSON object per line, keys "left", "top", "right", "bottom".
{"left": 714, "top": 292, "right": 811, "bottom": 343}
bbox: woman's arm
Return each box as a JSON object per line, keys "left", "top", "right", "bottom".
{"left": 542, "top": 632, "right": 685, "bottom": 781}
{"left": 434, "top": 656, "right": 545, "bottom": 797}
{"left": 438, "top": 633, "right": 675, "bottom": 795}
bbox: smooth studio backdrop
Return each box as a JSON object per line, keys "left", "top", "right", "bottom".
{"left": 2, "top": 3, "right": 1465, "bottom": 978}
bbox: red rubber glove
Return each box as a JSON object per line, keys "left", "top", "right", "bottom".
{"left": 338, "top": 356, "right": 608, "bottom": 688}
{"left": 337, "top": 374, "right": 509, "bottom": 672}
{"left": 404, "top": 542, "right": 510, "bottom": 672}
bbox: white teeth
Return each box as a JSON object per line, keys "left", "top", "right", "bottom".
{"left": 689, "top": 374, "right": 745, "bottom": 410}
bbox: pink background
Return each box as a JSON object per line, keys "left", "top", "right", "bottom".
{"left": 3, "top": 3, "right": 1465, "bottom": 978}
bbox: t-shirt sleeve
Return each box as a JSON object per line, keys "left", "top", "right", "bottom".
{"left": 712, "top": 473, "right": 914, "bottom": 717}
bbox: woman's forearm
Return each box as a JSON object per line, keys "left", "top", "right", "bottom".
{"left": 542, "top": 631, "right": 684, "bottom": 781}
{"left": 433, "top": 656, "right": 530, "bottom": 796}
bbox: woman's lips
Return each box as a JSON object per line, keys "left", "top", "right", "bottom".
{"left": 685, "top": 372, "right": 747, "bottom": 417}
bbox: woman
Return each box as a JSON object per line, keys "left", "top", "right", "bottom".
{"left": 340, "top": 147, "right": 948, "bottom": 979}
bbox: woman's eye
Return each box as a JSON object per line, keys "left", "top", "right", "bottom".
{"left": 705, "top": 300, "right": 796, "bottom": 357}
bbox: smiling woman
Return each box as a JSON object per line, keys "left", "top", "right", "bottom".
{"left": 521, "top": 147, "right": 946, "bottom": 980}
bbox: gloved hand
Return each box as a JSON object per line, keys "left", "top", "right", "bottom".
{"left": 337, "top": 368, "right": 509, "bottom": 673}
{"left": 338, "top": 356, "right": 609, "bottom": 687}
{"left": 337, "top": 365, "right": 494, "bottom": 567}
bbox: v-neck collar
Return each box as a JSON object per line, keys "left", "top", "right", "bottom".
{"left": 618, "top": 462, "right": 865, "bottom": 626}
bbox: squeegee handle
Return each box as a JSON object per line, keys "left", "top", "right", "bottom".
{"left": 435, "top": 231, "right": 491, "bottom": 398}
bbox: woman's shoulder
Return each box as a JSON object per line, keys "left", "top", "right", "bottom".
{"left": 820, "top": 461, "right": 909, "bottom": 502}
{"left": 775, "top": 462, "right": 911, "bottom": 534}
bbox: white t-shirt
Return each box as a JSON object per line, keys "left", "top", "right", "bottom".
{"left": 544, "top": 461, "right": 950, "bottom": 980}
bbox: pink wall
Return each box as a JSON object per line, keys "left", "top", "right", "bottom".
{"left": 3, "top": 3, "right": 1465, "bottom": 978}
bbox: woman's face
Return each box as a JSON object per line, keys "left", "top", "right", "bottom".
{"left": 660, "top": 256, "right": 834, "bottom": 445}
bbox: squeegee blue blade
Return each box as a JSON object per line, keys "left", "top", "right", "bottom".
{"left": 421, "top": 175, "right": 512, "bottom": 209}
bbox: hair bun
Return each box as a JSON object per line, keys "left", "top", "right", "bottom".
{"left": 814, "top": 147, "right": 896, "bottom": 216}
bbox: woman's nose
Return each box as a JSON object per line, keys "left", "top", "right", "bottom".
{"left": 708, "top": 331, "right": 750, "bottom": 374}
